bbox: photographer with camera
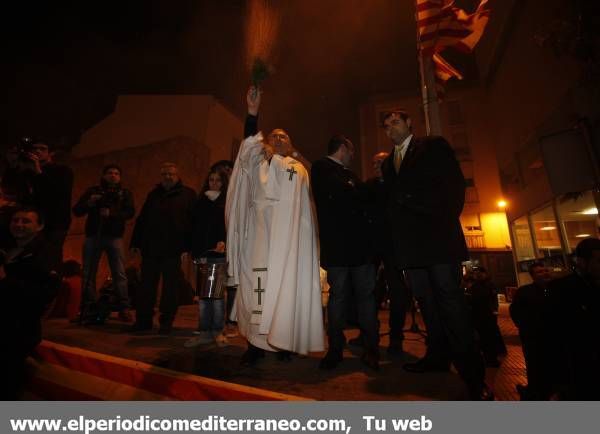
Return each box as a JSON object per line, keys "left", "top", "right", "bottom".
{"left": 72, "top": 164, "right": 135, "bottom": 323}
{"left": 0, "top": 207, "right": 60, "bottom": 398}
{"left": 2, "top": 137, "right": 74, "bottom": 266}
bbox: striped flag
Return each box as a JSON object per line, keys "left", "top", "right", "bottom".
{"left": 416, "top": 0, "right": 490, "bottom": 97}
{"left": 433, "top": 53, "right": 464, "bottom": 99}
{"left": 417, "top": 0, "right": 490, "bottom": 55}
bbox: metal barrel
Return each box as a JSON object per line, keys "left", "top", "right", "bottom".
{"left": 194, "top": 257, "right": 227, "bottom": 299}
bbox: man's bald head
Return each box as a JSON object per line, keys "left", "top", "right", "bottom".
{"left": 268, "top": 128, "right": 293, "bottom": 157}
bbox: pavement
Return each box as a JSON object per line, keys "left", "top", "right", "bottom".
{"left": 42, "top": 303, "right": 526, "bottom": 400}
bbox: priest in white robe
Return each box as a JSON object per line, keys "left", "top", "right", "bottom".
{"left": 225, "top": 88, "right": 324, "bottom": 364}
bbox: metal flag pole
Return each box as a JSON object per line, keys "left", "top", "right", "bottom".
{"left": 415, "top": 0, "right": 443, "bottom": 136}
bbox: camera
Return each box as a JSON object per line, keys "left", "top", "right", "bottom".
{"left": 15, "top": 137, "right": 34, "bottom": 162}
{"left": 95, "top": 187, "right": 121, "bottom": 210}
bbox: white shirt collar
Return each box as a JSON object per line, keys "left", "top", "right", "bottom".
{"left": 395, "top": 134, "right": 413, "bottom": 159}
{"left": 204, "top": 190, "right": 221, "bottom": 201}
{"left": 326, "top": 155, "right": 345, "bottom": 167}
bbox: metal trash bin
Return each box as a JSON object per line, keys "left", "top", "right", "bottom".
{"left": 193, "top": 253, "right": 227, "bottom": 299}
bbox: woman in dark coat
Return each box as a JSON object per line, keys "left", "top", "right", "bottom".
{"left": 184, "top": 168, "right": 228, "bottom": 348}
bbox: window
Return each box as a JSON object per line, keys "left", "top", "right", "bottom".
{"left": 530, "top": 204, "right": 563, "bottom": 258}
{"left": 511, "top": 216, "right": 535, "bottom": 262}
{"left": 556, "top": 190, "right": 599, "bottom": 252}
{"left": 451, "top": 132, "right": 471, "bottom": 161}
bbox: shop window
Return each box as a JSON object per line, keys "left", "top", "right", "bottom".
{"left": 530, "top": 204, "right": 563, "bottom": 265}
{"left": 556, "top": 190, "right": 599, "bottom": 252}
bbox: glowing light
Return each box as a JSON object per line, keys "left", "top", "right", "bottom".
{"left": 576, "top": 233, "right": 592, "bottom": 238}
{"left": 497, "top": 200, "right": 507, "bottom": 209}
{"left": 580, "top": 207, "right": 598, "bottom": 215}
{"left": 540, "top": 226, "right": 556, "bottom": 231}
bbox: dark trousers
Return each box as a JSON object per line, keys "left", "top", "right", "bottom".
{"left": 2, "top": 356, "right": 27, "bottom": 400}
{"left": 45, "top": 229, "right": 68, "bottom": 269}
{"left": 384, "top": 260, "right": 410, "bottom": 344}
{"left": 136, "top": 254, "right": 182, "bottom": 327}
{"left": 520, "top": 332, "right": 550, "bottom": 398}
{"left": 405, "top": 263, "right": 485, "bottom": 394}
{"left": 81, "top": 237, "right": 129, "bottom": 310}
{"left": 326, "top": 264, "right": 379, "bottom": 354}
{"left": 473, "top": 312, "right": 505, "bottom": 363}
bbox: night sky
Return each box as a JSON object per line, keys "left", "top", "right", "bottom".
{"left": 2, "top": 1, "right": 477, "bottom": 161}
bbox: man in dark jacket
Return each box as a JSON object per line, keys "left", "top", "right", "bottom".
{"left": 128, "top": 162, "right": 196, "bottom": 335}
{"left": 27, "top": 139, "right": 74, "bottom": 266}
{"left": 72, "top": 164, "right": 135, "bottom": 322}
{"left": 509, "top": 261, "right": 552, "bottom": 399}
{"left": 545, "top": 238, "right": 600, "bottom": 400}
{"left": 0, "top": 207, "right": 60, "bottom": 398}
{"left": 312, "top": 135, "right": 379, "bottom": 371}
{"left": 380, "top": 110, "right": 490, "bottom": 400}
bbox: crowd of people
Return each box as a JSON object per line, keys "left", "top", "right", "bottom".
{"left": 1, "top": 86, "right": 598, "bottom": 401}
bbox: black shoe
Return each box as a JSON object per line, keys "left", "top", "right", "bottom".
{"left": 124, "top": 322, "right": 153, "bottom": 334}
{"left": 387, "top": 341, "right": 404, "bottom": 357}
{"left": 516, "top": 383, "right": 539, "bottom": 400}
{"left": 348, "top": 335, "right": 364, "bottom": 347}
{"left": 81, "top": 316, "right": 105, "bottom": 326}
{"left": 470, "top": 383, "right": 495, "bottom": 401}
{"left": 319, "top": 352, "right": 343, "bottom": 370}
{"left": 277, "top": 351, "right": 293, "bottom": 362}
{"left": 117, "top": 309, "right": 133, "bottom": 322}
{"left": 403, "top": 357, "right": 450, "bottom": 373}
{"left": 361, "top": 351, "right": 380, "bottom": 371}
{"left": 241, "top": 344, "right": 265, "bottom": 366}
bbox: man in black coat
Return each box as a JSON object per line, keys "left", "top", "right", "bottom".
{"left": 72, "top": 164, "right": 135, "bottom": 322}
{"left": 545, "top": 238, "right": 600, "bottom": 400}
{"left": 26, "top": 140, "right": 74, "bottom": 266}
{"left": 379, "top": 110, "right": 489, "bottom": 399}
{"left": 312, "top": 135, "right": 379, "bottom": 371}
{"left": 0, "top": 207, "right": 60, "bottom": 398}
{"left": 509, "top": 261, "right": 552, "bottom": 399}
{"left": 129, "top": 162, "right": 196, "bottom": 335}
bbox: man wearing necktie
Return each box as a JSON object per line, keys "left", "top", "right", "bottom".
{"left": 379, "top": 110, "right": 491, "bottom": 400}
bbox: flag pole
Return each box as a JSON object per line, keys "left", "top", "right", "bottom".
{"left": 415, "top": 1, "right": 443, "bottom": 136}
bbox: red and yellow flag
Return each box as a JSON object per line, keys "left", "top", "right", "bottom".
{"left": 416, "top": 0, "right": 490, "bottom": 97}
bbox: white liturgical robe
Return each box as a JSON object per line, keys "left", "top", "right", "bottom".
{"left": 226, "top": 133, "right": 324, "bottom": 354}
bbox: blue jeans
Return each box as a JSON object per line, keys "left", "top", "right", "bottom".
{"left": 198, "top": 298, "right": 225, "bottom": 333}
{"left": 326, "top": 264, "right": 379, "bottom": 354}
{"left": 82, "top": 237, "right": 129, "bottom": 310}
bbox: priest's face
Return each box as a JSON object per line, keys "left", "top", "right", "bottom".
{"left": 268, "top": 129, "right": 293, "bottom": 157}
